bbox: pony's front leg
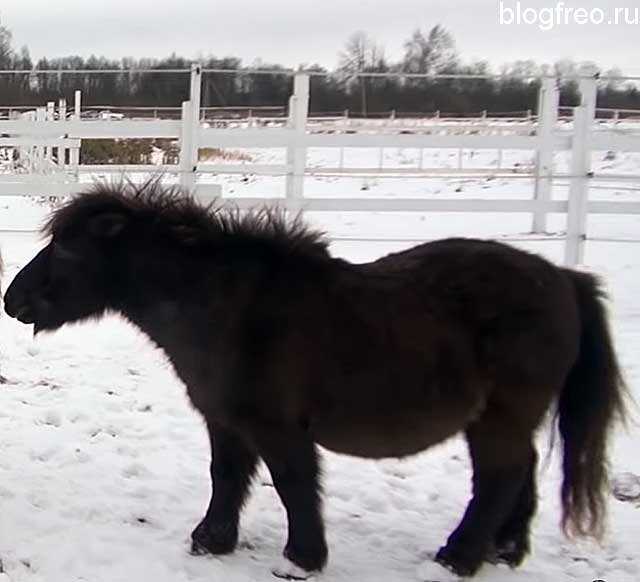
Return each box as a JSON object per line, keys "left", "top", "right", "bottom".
{"left": 255, "top": 428, "right": 328, "bottom": 577}
{"left": 191, "top": 422, "right": 259, "bottom": 555}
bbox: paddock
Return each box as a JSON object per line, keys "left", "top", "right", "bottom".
{"left": 0, "top": 69, "right": 639, "bottom": 582}
{"left": 0, "top": 200, "right": 637, "bottom": 581}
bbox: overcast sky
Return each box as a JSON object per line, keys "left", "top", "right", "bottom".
{"left": 2, "top": 0, "right": 639, "bottom": 74}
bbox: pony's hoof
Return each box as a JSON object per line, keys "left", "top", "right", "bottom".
{"left": 190, "top": 519, "right": 238, "bottom": 556}
{"left": 272, "top": 557, "right": 319, "bottom": 580}
{"left": 488, "top": 539, "right": 528, "bottom": 568}
{"left": 435, "top": 545, "right": 482, "bottom": 577}
{"left": 282, "top": 540, "right": 328, "bottom": 574}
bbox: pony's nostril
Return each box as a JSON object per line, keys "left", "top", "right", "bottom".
{"left": 15, "top": 305, "right": 34, "bottom": 322}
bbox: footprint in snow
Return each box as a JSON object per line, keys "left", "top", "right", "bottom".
{"left": 612, "top": 472, "right": 640, "bottom": 504}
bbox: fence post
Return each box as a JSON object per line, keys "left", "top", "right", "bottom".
{"left": 180, "top": 100, "right": 197, "bottom": 191}
{"left": 178, "top": 65, "right": 203, "bottom": 193}
{"left": 579, "top": 65, "right": 599, "bottom": 122}
{"left": 564, "top": 68, "right": 598, "bottom": 265}
{"left": 70, "top": 91, "right": 82, "bottom": 174}
{"left": 35, "top": 107, "right": 46, "bottom": 172}
{"left": 564, "top": 106, "right": 593, "bottom": 266}
{"left": 286, "top": 73, "right": 310, "bottom": 212}
{"left": 45, "top": 101, "right": 55, "bottom": 163}
{"left": 190, "top": 63, "right": 202, "bottom": 122}
{"left": 58, "top": 98, "right": 67, "bottom": 168}
{"left": 532, "top": 76, "right": 559, "bottom": 233}
{"left": 74, "top": 90, "right": 82, "bottom": 118}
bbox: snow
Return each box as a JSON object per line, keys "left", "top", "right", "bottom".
{"left": 0, "top": 146, "right": 639, "bottom": 581}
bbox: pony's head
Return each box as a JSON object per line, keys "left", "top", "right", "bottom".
{"left": 4, "top": 191, "right": 131, "bottom": 333}
{"left": 4, "top": 180, "right": 329, "bottom": 333}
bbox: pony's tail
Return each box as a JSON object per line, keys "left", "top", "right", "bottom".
{"left": 557, "top": 270, "right": 628, "bottom": 539}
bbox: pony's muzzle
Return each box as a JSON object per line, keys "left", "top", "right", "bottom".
{"left": 14, "top": 305, "right": 36, "bottom": 324}
{"left": 4, "top": 288, "right": 35, "bottom": 324}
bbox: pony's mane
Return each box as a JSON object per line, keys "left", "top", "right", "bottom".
{"left": 45, "top": 180, "right": 330, "bottom": 259}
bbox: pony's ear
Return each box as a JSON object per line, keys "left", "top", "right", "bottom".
{"left": 88, "top": 212, "right": 128, "bottom": 238}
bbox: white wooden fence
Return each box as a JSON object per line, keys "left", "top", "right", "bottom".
{"left": 1, "top": 65, "right": 640, "bottom": 266}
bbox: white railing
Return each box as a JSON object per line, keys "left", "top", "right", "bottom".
{"left": 1, "top": 65, "right": 640, "bottom": 265}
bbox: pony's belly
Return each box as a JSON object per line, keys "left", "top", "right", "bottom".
{"left": 311, "top": 413, "right": 463, "bottom": 460}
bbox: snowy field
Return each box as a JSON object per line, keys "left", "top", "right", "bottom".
{"left": 0, "top": 146, "right": 639, "bottom": 582}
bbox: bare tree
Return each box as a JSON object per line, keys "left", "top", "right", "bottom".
{"left": 338, "top": 31, "right": 386, "bottom": 115}
{"left": 338, "top": 31, "right": 384, "bottom": 75}
{"left": 0, "top": 23, "right": 13, "bottom": 69}
{"left": 403, "top": 25, "right": 458, "bottom": 75}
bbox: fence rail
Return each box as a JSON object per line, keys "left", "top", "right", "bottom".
{"left": 4, "top": 105, "right": 638, "bottom": 123}
{"left": 1, "top": 65, "right": 640, "bottom": 265}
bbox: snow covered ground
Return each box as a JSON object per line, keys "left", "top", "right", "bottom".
{"left": 0, "top": 146, "right": 639, "bottom": 582}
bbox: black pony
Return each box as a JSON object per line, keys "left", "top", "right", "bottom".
{"left": 3, "top": 182, "right": 627, "bottom": 578}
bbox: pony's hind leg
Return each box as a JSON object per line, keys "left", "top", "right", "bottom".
{"left": 436, "top": 408, "right": 535, "bottom": 577}
{"left": 490, "top": 448, "right": 538, "bottom": 567}
{"left": 191, "top": 423, "right": 259, "bottom": 555}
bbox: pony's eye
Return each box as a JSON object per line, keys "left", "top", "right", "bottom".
{"left": 53, "top": 243, "right": 80, "bottom": 262}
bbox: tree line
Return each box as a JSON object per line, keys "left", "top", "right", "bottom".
{"left": 1, "top": 24, "right": 639, "bottom": 115}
